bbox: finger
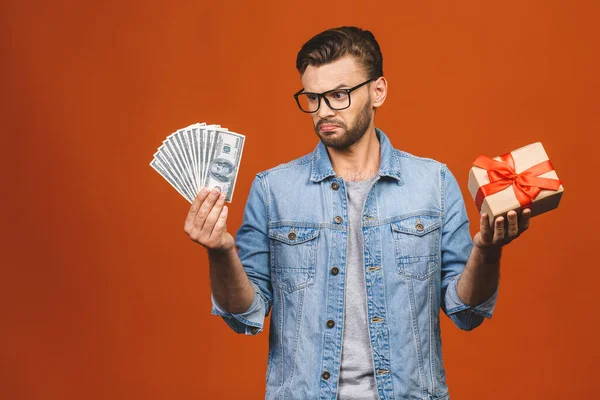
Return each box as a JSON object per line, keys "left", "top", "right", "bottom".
{"left": 184, "top": 187, "right": 210, "bottom": 233}
{"left": 519, "top": 208, "right": 532, "bottom": 232}
{"left": 506, "top": 210, "right": 519, "bottom": 238}
{"left": 493, "top": 216, "right": 505, "bottom": 245}
{"left": 211, "top": 205, "right": 229, "bottom": 237}
{"left": 194, "top": 188, "right": 222, "bottom": 230}
{"left": 203, "top": 193, "right": 226, "bottom": 235}
{"left": 480, "top": 213, "right": 493, "bottom": 242}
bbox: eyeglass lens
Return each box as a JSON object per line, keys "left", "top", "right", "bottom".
{"left": 296, "top": 90, "right": 350, "bottom": 113}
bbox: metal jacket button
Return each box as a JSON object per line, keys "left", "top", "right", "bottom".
{"left": 288, "top": 232, "right": 297, "bottom": 240}
{"left": 322, "top": 371, "right": 331, "bottom": 380}
{"left": 415, "top": 223, "right": 424, "bottom": 232}
{"left": 331, "top": 182, "right": 340, "bottom": 190}
{"left": 334, "top": 216, "right": 343, "bottom": 224}
{"left": 250, "top": 327, "right": 259, "bottom": 335}
{"left": 331, "top": 267, "right": 339, "bottom": 276}
{"left": 326, "top": 319, "right": 335, "bottom": 328}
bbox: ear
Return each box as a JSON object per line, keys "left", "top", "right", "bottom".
{"left": 371, "top": 77, "right": 388, "bottom": 109}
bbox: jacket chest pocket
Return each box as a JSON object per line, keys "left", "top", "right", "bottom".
{"left": 268, "top": 225, "right": 319, "bottom": 292}
{"left": 391, "top": 215, "right": 441, "bottom": 280}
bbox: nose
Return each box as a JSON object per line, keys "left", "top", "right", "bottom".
{"left": 316, "top": 97, "right": 336, "bottom": 119}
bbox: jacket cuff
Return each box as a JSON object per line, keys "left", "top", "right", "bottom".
{"left": 445, "top": 275, "right": 498, "bottom": 319}
{"left": 211, "top": 288, "right": 265, "bottom": 335}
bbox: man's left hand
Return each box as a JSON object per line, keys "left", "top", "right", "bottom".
{"left": 473, "top": 209, "right": 532, "bottom": 253}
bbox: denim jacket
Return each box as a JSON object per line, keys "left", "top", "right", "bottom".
{"left": 212, "top": 129, "right": 498, "bottom": 400}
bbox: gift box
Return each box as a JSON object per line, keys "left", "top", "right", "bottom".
{"left": 468, "top": 142, "right": 564, "bottom": 223}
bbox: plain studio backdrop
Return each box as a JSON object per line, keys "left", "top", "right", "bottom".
{"left": 1, "top": 1, "right": 598, "bottom": 399}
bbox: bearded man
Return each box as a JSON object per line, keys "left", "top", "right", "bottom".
{"left": 184, "top": 26, "right": 531, "bottom": 400}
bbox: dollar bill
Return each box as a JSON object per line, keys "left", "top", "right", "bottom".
{"left": 175, "top": 128, "right": 199, "bottom": 193}
{"left": 202, "top": 124, "right": 222, "bottom": 186}
{"left": 188, "top": 123, "right": 205, "bottom": 190}
{"left": 157, "top": 139, "right": 196, "bottom": 198}
{"left": 150, "top": 122, "right": 245, "bottom": 203}
{"left": 204, "top": 129, "right": 245, "bottom": 202}
{"left": 173, "top": 130, "right": 197, "bottom": 193}
{"left": 154, "top": 148, "right": 194, "bottom": 201}
{"left": 150, "top": 158, "right": 193, "bottom": 203}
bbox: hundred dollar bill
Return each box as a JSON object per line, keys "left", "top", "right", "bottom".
{"left": 172, "top": 129, "right": 198, "bottom": 194}
{"left": 149, "top": 157, "right": 194, "bottom": 203}
{"left": 202, "top": 124, "right": 228, "bottom": 186}
{"left": 158, "top": 139, "right": 196, "bottom": 198}
{"left": 153, "top": 147, "right": 194, "bottom": 200}
{"left": 200, "top": 124, "right": 215, "bottom": 186}
{"left": 188, "top": 122, "right": 206, "bottom": 191}
{"left": 204, "top": 129, "right": 245, "bottom": 202}
{"left": 180, "top": 127, "right": 198, "bottom": 191}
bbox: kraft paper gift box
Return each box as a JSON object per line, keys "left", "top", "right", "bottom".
{"left": 468, "top": 142, "right": 564, "bottom": 223}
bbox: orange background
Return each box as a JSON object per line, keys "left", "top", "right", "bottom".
{"left": 1, "top": 1, "right": 599, "bottom": 399}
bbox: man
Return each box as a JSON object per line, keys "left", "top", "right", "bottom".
{"left": 184, "top": 27, "right": 531, "bottom": 400}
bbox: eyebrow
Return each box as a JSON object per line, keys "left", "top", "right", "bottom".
{"left": 304, "top": 83, "right": 350, "bottom": 94}
{"left": 330, "top": 83, "right": 350, "bottom": 90}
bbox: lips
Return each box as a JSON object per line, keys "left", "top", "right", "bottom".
{"left": 319, "top": 124, "right": 339, "bottom": 132}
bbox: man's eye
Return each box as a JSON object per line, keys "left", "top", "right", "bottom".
{"left": 306, "top": 94, "right": 319, "bottom": 102}
{"left": 330, "top": 91, "right": 348, "bottom": 100}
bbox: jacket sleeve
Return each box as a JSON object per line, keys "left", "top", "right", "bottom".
{"left": 210, "top": 175, "right": 273, "bottom": 335}
{"left": 440, "top": 166, "right": 498, "bottom": 331}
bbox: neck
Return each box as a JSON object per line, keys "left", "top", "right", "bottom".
{"left": 326, "top": 126, "right": 380, "bottom": 182}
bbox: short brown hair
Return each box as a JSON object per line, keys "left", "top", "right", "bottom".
{"left": 296, "top": 26, "right": 383, "bottom": 79}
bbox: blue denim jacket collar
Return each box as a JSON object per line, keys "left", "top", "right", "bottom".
{"left": 309, "top": 128, "right": 403, "bottom": 184}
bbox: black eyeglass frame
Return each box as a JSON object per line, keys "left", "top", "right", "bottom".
{"left": 293, "top": 77, "right": 377, "bottom": 113}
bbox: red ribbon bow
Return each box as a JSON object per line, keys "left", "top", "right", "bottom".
{"left": 474, "top": 152, "right": 562, "bottom": 211}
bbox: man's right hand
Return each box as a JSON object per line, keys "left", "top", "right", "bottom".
{"left": 184, "top": 187, "right": 235, "bottom": 252}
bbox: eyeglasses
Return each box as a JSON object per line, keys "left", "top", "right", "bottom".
{"left": 293, "top": 78, "right": 376, "bottom": 113}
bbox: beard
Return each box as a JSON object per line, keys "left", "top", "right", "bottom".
{"left": 314, "top": 98, "right": 373, "bottom": 150}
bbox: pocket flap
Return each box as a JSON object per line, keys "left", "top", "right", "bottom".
{"left": 391, "top": 215, "right": 441, "bottom": 236}
{"left": 268, "top": 225, "right": 320, "bottom": 245}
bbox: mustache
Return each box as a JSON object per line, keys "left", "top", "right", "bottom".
{"left": 316, "top": 119, "right": 345, "bottom": 131}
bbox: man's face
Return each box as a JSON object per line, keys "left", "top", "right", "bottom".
{"left": 301, "top": 55, "right": 374, "bottom": 149}
{"left": 213, "top": 164, "right": 226, "bottom": 174}
{"left": 212, "top": 162, "right": 230, "bottom": 175}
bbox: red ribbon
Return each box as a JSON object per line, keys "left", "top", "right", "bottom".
{"left": 473, "top": 152, "right": 562, "bottom": 211}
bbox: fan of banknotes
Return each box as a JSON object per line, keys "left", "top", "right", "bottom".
{"left": 150, "top": 122, "right": 245, "bottom": 203}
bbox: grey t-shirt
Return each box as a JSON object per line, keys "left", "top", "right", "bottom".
{"left": 338, "top": 178, "right": 379, "bottom": 399}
